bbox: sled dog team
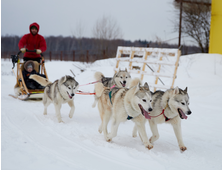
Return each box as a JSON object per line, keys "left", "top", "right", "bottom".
{"left": 30, "top": 68, "right": 192, "bottom": 152}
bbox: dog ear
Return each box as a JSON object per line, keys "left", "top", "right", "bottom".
{"left": 173, "top": 86, "right": 179, "bottom": 95}
{"left": 114, "top": 72, "right": 118, "bottom": 77}
{"left": 119, "top": 68, "right": 121, "bottom": 72}
{"left": 143, "top": 82, "right": 149, "bottom": 91}
{"left": 125, "top": 68, "right": 127, "bottom": 72}
{"left": 60, "top": 75, "right": 67, "bottom": 83}
{"left": 184, "top": 87, "right": 188, "bottom": 93}
{"left": 64, "top": 75, "right": 67, "bottom": 82}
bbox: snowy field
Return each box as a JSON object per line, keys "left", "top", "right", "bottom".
{"left": 1, "top": 53, "right": 222, "bottom": 170}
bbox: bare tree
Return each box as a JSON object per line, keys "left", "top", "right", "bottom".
{"left": 92, "top": 15, "right": 123, "bottom": 58}
{"left": 174, "top": 0, "right": 211, "bottom": 53}
{"left": 93, "top": 15, "right": 123, "bottom": 40}
{"left": 71, "top": 20, "right": 86, "bottom": 54}
{"left": 72, "top": 20, "right": 86, "bottom": 39}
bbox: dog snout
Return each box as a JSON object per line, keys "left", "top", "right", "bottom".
{"left": 148, "top": 108, "right": 153, "bottom": 112}
{"left": 187, "top": 110, "right": 192, "bottom": 115}
{"left": 71, "top": 93, "right": 75, "bottom": 97}
{"left": 123, "top": 80, "right": 126, "bottom": 84}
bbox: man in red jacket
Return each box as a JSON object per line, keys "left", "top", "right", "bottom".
{"left": 18, "top": 22, "right": 47, "bottom": 63}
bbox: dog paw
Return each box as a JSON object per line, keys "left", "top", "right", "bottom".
{"left": 105, "top": 135, "right": 112, "bottom": 142}
{"left": 98, "top": 129, "right": 102, "bottom": 134}
{"left": 106, "top": 138, "right": 111, "bottom": 142}
{"left": 43, "top": 112, "right": 47, "bottom": 115}
{"left": 58, "top": 120, "right": 64, "bottom": 123}
{"left": 132, "top": 134, "right": 137, "bottom": 138}
{"left": 69, "top": 114, "right": 73, "bottom": 118}
{"left": 98, "top": 125, "right": 102, "bottom": 133}
{"left": 146, "top": 144, "right": 153, "bottom": 150}
{"left": 180, "top": 146, "right": 187, "bottom": 152}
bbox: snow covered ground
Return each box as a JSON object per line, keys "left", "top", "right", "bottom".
{"left": 1, "top": 53, "right": 222, "bottom": 170}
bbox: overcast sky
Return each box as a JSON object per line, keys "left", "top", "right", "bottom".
{"left": 1, "top": 0, "right": 194, "bottom": 45}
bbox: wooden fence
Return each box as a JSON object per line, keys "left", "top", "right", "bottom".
{"left": 1, "top": 50, "right": 112, "bottom": 62}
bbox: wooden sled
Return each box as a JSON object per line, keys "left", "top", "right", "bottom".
{"left": 10, "top": 50, "right": 49, "bottom": 100}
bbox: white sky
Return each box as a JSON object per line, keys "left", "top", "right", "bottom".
{"left": 1, "top": 0, "right": 195, "bottom": 45}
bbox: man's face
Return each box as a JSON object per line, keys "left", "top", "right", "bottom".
{"left": 31, "top": 28, "right": 37, "bottom": 35}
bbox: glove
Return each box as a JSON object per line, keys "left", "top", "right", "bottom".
{"left": 20, "top": 48, "right": 26, "bottom": 53}
{"left": 36, "top": 49, "right": 42, "bottom": 54}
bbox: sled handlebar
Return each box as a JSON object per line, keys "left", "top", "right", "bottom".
{"left": 25, "top": 49, "right": 43, "bottom": 57}
{"left": 17, "top": 49, "right": 43, "bottom": 56}
{"left": 11, "top": 50, "right": 44, "bottom": 69}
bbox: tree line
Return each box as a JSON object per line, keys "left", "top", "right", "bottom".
{"left": 1, "top": 35, "right": 201, "bottom": 62}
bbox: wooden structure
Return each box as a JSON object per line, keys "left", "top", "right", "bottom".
{"left": 114, "top": 46, "right": 181, "bottom": 91}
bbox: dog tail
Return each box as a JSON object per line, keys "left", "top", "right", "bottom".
{"left": 92, "top": 82, "right": 106, "bottom": 108}
{"left": 95, "top": 83, "right": 106, "bottom": 97}
{"left": 129, "top": 78, "right": 142, "bottom": 88}
{"left": 92, "top": 73, "right": 104, "bottom": 108}
{"left": 29, "top": 74, "right": 52, "bottom": 86}
{"left": 94, "top": 72, "right": 104, "bottom": 81}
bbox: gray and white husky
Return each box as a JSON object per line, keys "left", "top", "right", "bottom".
{"left": 30, "top": 74, "right": 79, "bottom": 123}
{"left": 95, "top": 78, "right": 154, "bottom": 150}
{"left": 92, "top": 68, "right": 131, "bottom": 108}
{"left": 132, "top": 87, "right": 192, "bottom": 151}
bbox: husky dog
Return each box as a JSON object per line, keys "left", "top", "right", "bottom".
{"left": 95, "top": 78, "right": 154, "bottom": 149}
{"left": 92, "top": 68, "right": 131, "bottom": 108}
{"left": 132, "top": 87, "right": 192, "bottom": 151}
{"left": 30, "top": 74, "right": 79, "bottom": 123}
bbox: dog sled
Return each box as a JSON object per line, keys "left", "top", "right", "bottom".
{"left": 9, "top": 50, "right": 49, "bottom": 100}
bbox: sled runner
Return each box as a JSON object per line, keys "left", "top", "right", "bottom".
{"left": 9, "top": 50, "right": 49, "bottom": 100}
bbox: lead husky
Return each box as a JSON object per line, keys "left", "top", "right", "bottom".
{"left": 95, "top": 78, "right": 154, "bottom": 149}
{"left": 92, "top": 68, "right": 131, "bottom": 108}
{"left": 30, "top": 74, "right": 79, "bottom": 123}
{"left": 132, "top": 87, "right": 192, "bottom": 151}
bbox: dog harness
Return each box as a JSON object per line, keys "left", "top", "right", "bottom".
{"left": 127, "top": 115, "right": 133, "bottom": 120}
{"left": 109, "top": 91, "right": 113, "bottom": 104}
{"left": 56, "top": 81, "right": 67, "bottom": 101}
{"left": 127, "top": 103, "right": 170, "bottom": 121}
{"left": 149, "top": 103, "right": 170, "bottom": 121}
{"left": 109, "top": 84, "right": 116, "bottom": 105}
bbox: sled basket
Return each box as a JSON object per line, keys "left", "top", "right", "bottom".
{"left": 11, "top": 50, "right": 49, "bottom": 100}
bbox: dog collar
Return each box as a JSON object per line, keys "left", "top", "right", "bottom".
{"left": 110, "top": 84, "right": 116, "bottom": 89}
{"left": 148, "top": 103, "right": 170, "bottom": 121}
{"left": 162, "top": 103, "right": 170, "bottom": 121}
{"left": 161, "top": 108, "right": 170, "bottom": 122}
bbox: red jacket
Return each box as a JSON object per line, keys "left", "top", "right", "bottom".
{"left": 18, "top": 22, "right": 47, "bottom": 59}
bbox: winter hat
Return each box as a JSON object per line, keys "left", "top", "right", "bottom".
{"left": 24, "top": 60, "right": 35, "bottom": 71}
{"left": 27, "top": 63, "right": 33, "bottom": 69}
{"left": 29, "top": 23, "right": 39, "bottom": 34}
